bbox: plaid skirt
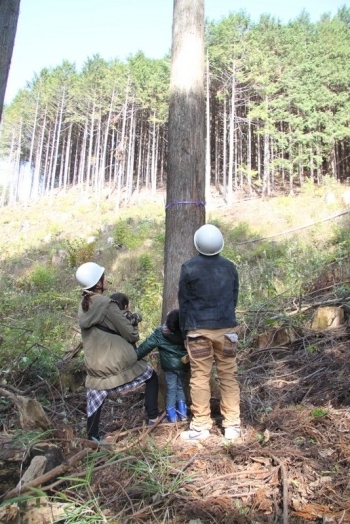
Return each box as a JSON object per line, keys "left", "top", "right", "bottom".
{"left": 87, "top": 364, "right": 153, "bottom": 417}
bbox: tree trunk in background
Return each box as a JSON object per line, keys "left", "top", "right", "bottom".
{"left": 227, "top": 67, "right": 236, "bottom": 204}
{"left": 151, "top": 116, "right": 157, "bottom": 196}
{"left": 126, "top": 103, "right": 135, "bottom": 202}
{"left": 247, "top": 115, "right": 252, "bottom": 194}
{"left": 223, "top": 98, "right": 227, "bottom": 201}
{"left": 205, "top": 56, "right": 211, "bottom": 203}
{"left": 162, "top": 0, "right": 205, "bottom": 320}
{"left": 0, "top": 0, "right": 20, "bottom": 121}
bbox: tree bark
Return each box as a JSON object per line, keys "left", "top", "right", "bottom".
{"left": 163, "top": 0, "right": 206, "bottom": 319}
{"left": 0, "top": 0, "right": 20, "bottom": 121}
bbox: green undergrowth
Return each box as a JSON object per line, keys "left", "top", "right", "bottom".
{"left": 0, "top": 186, "right": 349, "bottom": 380}
{"left": 1, "top": 438, "right": 192, "bottom": 523}
{"left": 0, "top": 185, "right": 350, "bottom": 523}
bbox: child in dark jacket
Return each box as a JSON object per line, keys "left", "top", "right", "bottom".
{"left": 135, "top": 309, "right": 189, "bottom": 422}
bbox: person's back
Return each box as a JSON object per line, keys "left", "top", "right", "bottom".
{"left": 178, "top": 224, "right": 241, "bottom": 442}
{"left": 178, "top": 253, "right": 238, "bottom": 332}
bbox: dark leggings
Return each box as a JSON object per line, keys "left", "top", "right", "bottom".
{"left": 144, "top": 370, "right": 159, "bottom": 419}
{"left": 87, "top": 404, "right": 102, "bottom": 440}
{"left": 87, "top": 370, "right": 159, "bottom": 439}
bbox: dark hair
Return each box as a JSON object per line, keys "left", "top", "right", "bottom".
{"left": 110, "top": 292, "right": 129, "bottom": 311}
{"left": 81, "top": 273, "right": 105, "bottom": 312}
{"left": 165, "top": 309, "right": 180, "bottom": 332}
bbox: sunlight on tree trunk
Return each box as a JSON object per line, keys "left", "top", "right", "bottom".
{"left": 162, "top": 0, "right": 206, "bottom": 319}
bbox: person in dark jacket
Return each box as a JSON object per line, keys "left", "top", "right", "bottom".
{"left": 178, "top": 224, "right": 240, "bottom": 442}
{"left": 76, "top": 262, "right": 162, "bottom": 441}
{"left": 135, "top": 309, "right": 189, "bottom": 422}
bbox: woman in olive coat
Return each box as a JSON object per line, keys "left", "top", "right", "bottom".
{"left": 76, "top": 262, "right": 161, "bottom": 440}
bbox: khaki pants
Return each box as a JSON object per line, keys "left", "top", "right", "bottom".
{"left": 185, "top": 327, "right": 240, "bottom": 431}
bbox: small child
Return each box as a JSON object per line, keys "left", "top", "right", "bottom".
{"left": 135, "top": 309, "right": 189, "bottom": 423}
{"left": 110, "top": 292, "right": 142, "bottom": 326}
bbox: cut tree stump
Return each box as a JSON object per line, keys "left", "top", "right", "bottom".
{"left": 0, "top": 433, "right": 64, "bottom": 493}
{"left": 0, "top": 388, "right": 52, "bottom": 430}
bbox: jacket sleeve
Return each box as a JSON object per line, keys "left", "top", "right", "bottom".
{"left": 232, "top": 265, "right": 239, "bottom": 310}
{"left": 178, "top": 264, "right": 188, "bottom": 332}
{"left": 135, "top": 328, "right": 161, "bottom": 360}
{"left": 106, "top": 302, "right": 140, "bottom": 343}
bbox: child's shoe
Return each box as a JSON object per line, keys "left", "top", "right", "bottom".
{"left": 166, "top": 406, "right": 178, "bottom": 423}
{"left": 176, "top": 400, "right": 188, "bottom": 421}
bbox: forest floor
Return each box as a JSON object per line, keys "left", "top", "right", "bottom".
{"left": 1, "top": 186, "right": 350, "bottom": 523}
{"left": 83, "top": 278, "right": 350, "bottom": 523}
{"left": 63, "top": 283, "right": 350, "bottom": 524}
{"left": 28, "top": 295, "right": 350, "bottom": 524}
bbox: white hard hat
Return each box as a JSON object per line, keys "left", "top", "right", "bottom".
{"left": 76, "top": 262, "right": 105, "bottom": 290}
{"left": 194, "top": 224, "right": 224, "bottom": 256}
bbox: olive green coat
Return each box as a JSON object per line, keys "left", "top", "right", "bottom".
{"left": 78, "top": 294, "right": 148, "bottom": 390}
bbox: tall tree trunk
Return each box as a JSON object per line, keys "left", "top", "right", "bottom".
{"left": 262, "top": 131, "right": 270, "bottom": 197}
{"left": 163, "top": 0, "right": 205, "bottom": 319}
{"left": 86, "top": 102, "right": 95, "bottom": 190}
{"left": 151, "top": 115, "right": 157, "bottom": 196}
{"left": 10, "top": 117, "right": 22, "bottom": 204}
{"left": 32, "top": 106, "right": 47, "bottom": 200}
{"left": 78, "top": 119, "right": 88, "bottom": 188}
{"left": 136, "top": 120, "right": 143, "bottom": 192}
{"left": 28, "top": 95, "right": 39, "bottom": 198}
{"left": 125, "top": 102, "right": 135, "bottom": 202}
{"left": 160, "top": 130, "right": 165, "bottom": 187}
{"left": 330, "top": 140, "right": 337, "bottom": 180}
{"left": 100, "top": 89, "right": 115, "bottom": 195}
{"left": 227, "top": 68, "right": 235, "bottom": 205}
{"left": 270, "top": 137, "right": 274, "bottom": 192}
{"left": 145, "top": 131, "right": 151, "bottom": 190}
{"left": 41, "top": 128, "right": 50, "bottom": 195}
{"left": 93, "top": 115, "right": 101, "bottom": 193}
{"left": 222, "top": 98, "right": 227, "bottom": 202}
{"left": 247, "top": 115, "right": 252, "bottom": 194}
{"left": 63, "top": 124, "right": 72, "bottom": 191}
{"left": 205, "top": 56, "right": 210, "bottom": 203}
{"left": 1, "top": 130, "right": 15, "bottom": 206}
{"left": 50, "top": 88, "right": 65, "bottom": 192}
{"left": 0, "top": 0, "right": 20, "bottom": 121}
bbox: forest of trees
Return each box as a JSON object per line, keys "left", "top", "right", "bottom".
{"left": 0, "top": 7, "right": 349, "bottom": 206}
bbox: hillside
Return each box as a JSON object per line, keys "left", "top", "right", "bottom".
{"left": 0, "top": 183, "right": 350, "bottom": 523}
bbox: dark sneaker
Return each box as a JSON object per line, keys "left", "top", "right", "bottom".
{"left": 148, "top": 412, "right": 166, "bottom": 426}
{"left": 88, "top": 435, "right": 102, "bottom": 442}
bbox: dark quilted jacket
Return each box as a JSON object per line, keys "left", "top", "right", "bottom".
{"left": 178, "top": 253, "right": 239, "bottom": 332}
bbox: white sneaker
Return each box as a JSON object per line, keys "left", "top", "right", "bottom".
{"left": 181, "top": 428, "right": 210, "bottom": 441}
{"left": 224, "top": 427, "right": 241, "bottom": 441}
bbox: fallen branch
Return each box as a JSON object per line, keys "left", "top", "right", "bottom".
{"left": 1, "top": 448, "right": 90, "bottom": 501}
{"left": 272, "top": 455, "right": 289, "bottom": 524}
{"left": 197, "top": 468, "right": 271, "bottom": 488}
{"left": 39, "top": 455, "right": 138, "bottom": 492}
